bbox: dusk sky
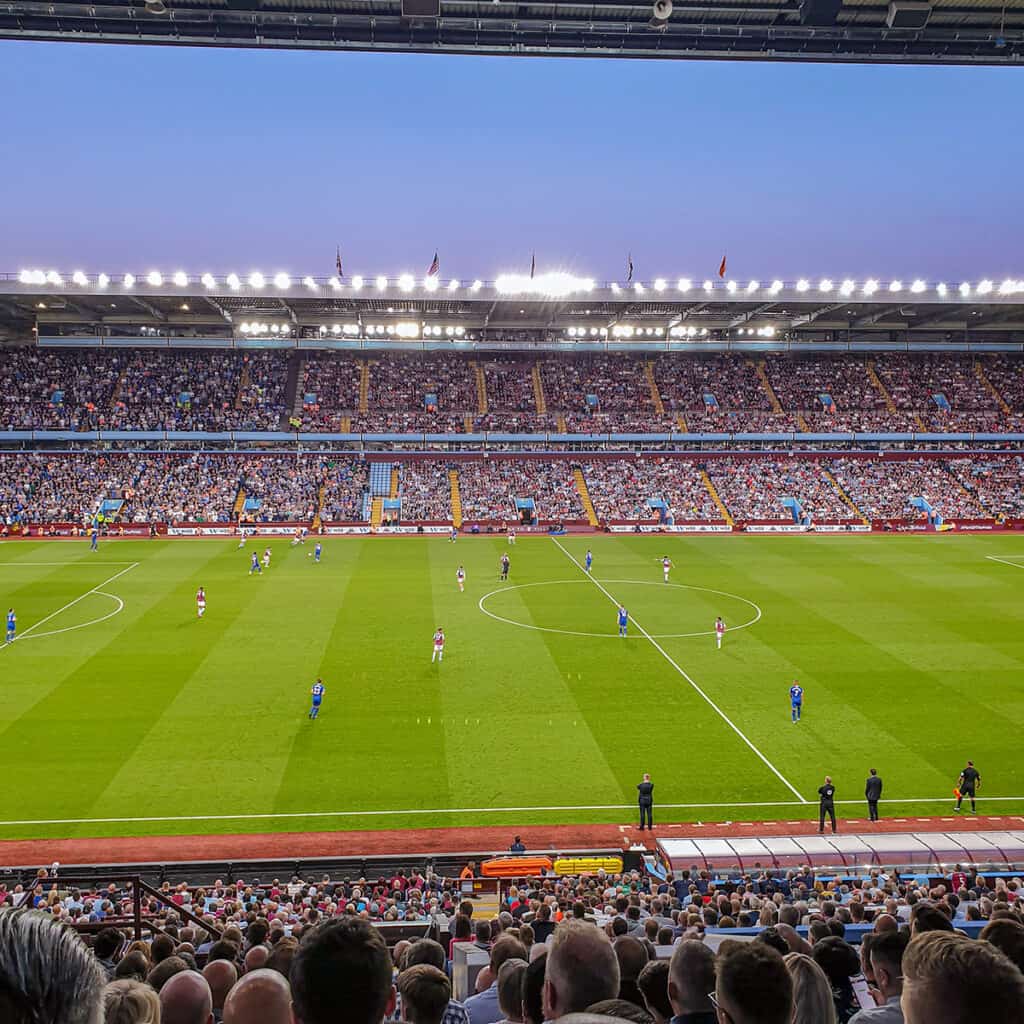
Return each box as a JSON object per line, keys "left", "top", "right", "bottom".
{"left": 2, "top": 40, "right": 1022, "bottom": 282}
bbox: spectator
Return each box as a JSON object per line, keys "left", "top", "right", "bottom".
{"left": 398, "top": 964, "right": 452, "bottom": 1024}
{"left": 813, "top": 938, "right": 864, "bottom": 1024}
{"left": 714, "top": 944, "right": 793, "bottom": 1024}
{"left": 159, "top": 970, "right": 214, "bottom": 1024}
{"left": 521, "top": 950, "right": 547, "bottom": 1024}
{"left": 784, "top": 953, "right": 837, "bottom": 1024}
{"left": 93, "top": 926, "right": 125, "bottom": 978}
{"left": 543, "top": 920, "right": 620, "bottom": 1020}
{"left": 104, "top": 979, "right": 162, "bottom": 1024}
{"left": 466, "top": 935, "right": 528, "bottom": 1024}
{"left": 402, "top": 938, "right": 471, "bottom": 1024}
{"left": 850, "top": 931, "right": 908, "bottom": 1023}
{"left": 614, "top": 935, "right": 651, "bottom": 1009}
{"left": 636, "top": 960, "right": 672, "bottom": 1024}
{"left": 901, "top": 931, "right": 1024, "bottom": 1024}
{"left": 291, "top": 918, "right": 396, "bottom": 1024}
{"left": 979, "top": 919, "right": 1024, "bottom": 972}
{"left": 667, "top": 939, "right": 716, "bottom": 1024}
{"left": 0, "top": 909, "right": 106, "bottom": 1024}
{"left": 149, "top": 957, "right": 190, "bottom": 993}
{"left": 495, "top": 959, "right": 528, "bottom": 1024}
{"left": 586, "top": 998, "right": 655, "bottom": 1023}
{"left": 222, "top": 968, "right": 292, "bottom": 1024}
{"left": 202, "top": 959, "right": 237, "bottom": 1021}
{"left": 116, "top": 951, "right": 153, "bottom": 983}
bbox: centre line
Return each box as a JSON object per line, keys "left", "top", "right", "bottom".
{"left": 551, "top": 538, "right": 807, "bottom": 804}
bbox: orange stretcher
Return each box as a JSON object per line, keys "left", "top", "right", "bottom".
{"left": 479, "top": 856, "right": 554, "bottom": 877}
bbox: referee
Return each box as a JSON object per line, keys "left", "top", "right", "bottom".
{"left": 955, "top": 761, "right": 981, "bottom": 814}
{"left": 818, "top": 775, "right": 837, "bottom": 834}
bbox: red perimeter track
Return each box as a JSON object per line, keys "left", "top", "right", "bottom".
{"left": 3, "top": 815, "right": 1023, "bottom": 867}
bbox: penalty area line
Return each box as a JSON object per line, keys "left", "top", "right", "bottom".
{"left": 0, "top": 796, "right": 1022, "bottom": 829}
{"left": 551, "top": 537, "right": 808, "bottom": 805}
{"left": 1, "top": 562, "right": 139, "bottom": 651}
{"left": 986, "top": 555, "right": 1024, "bottom": 570}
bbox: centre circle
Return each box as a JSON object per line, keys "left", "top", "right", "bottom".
{"left": 477, "top": 579, "right": 762, "bottom": 639}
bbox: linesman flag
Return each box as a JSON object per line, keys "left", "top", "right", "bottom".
{"left": 335, "top": 246, "right": 343, "bottom": 278}
{"left": 427, "top": 252, "right": 440, "bottom": 277}
{"left": 627, "top": 253, "right": 634, "bottom": 283}
{"left": 718, "top": 254, "right": 727, "bottom": 279}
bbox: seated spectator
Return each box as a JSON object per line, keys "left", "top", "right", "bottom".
{"left": 148, "top": 957, "right": 190, "bottom": 993}
{"left": 849, "top": 931, "right": 908, "bottom": 1023}
{"left": 900, "top": 931, "right": 1024, "bottom": 1024}
{"left": 714, "top": 944, "right": 793, "bottom": 1024}
{"left": 586, "top": 998, "right": 655, "bottom": 1023}
{"left": 522, "top": 951, "right": 547, "bottom": 1024}
{"left": 784, "top": 953, "right": 836, "bottom": 1024}
{"left": 398, "top": 964, "right": 452, "bottom": 1024}
{"left": 812, "top": 938, "right": 863, "bottom": 1024}
{"left": 466, "top": 935, "right": 527, "bottom": 1024}
{"left": 291, "top": 918, "right": 396, "bottom": 1024}
{"left": 614, "top": 936, "right": 650, "bottom": 1009}
{"left": 667, "top": 939, "right": 716, "bottom": 1024}
{"left": 159, "top": 970, "right": 213, "bottom": 1024}
{"left": 636, "top": 959, "right": 672, "bottom": 1024}
{"left": 0, "top": 909, "right": 107, "bottom": 1024}
{"left": 202, "top": 959, "right": 237, "bottom": 1020}
{"left": 542, "top": 920, "right": 620, "bottom": 1020}
{"left": 222, "top": 968, "right": 292, "bottom": 1024}
{"left": 978, "top": 919, "right": 1024, "bottom": 973}
{"left": 495, "top": 959, "right": 528, "bottom": 1024}
{"left": 104, "top": 979, "right": 162, "bottom": 1024}
{"left": 115, "top": 951, "right": 153, "bottom": 983}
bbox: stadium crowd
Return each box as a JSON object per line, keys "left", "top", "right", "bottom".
{"left": 5, "top": 349, "right": 1024, "bottom": 434}
{"left": 2, "top": 454, "right": 1020, "bottom": 527}
{"left": 1, "top": 860, "right": 1023, "bottom": 1024}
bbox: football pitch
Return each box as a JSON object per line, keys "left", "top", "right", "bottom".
{"left": 1, "top": 533, "right": 1023, "bottom": 843}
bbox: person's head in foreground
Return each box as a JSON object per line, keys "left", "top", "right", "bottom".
{"left": 542, "top": 920, "right": 620, "bottom": 1020}
{"left": 714, "top": 943, "right": 793, "bottom": 1024}
{"left": 901, "top": 931, "right": 1024, "bottom": 1024}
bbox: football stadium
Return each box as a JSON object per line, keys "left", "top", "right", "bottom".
{"left": 2, "top": 7, "right": 1024, "bottom": 1024}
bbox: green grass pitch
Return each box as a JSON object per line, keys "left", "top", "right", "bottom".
{"left": 1, "top": 533, "right": 1022, "bottom": 842}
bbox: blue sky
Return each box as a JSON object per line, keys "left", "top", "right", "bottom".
{"left": 1, "top": 41, "right": 1021, "bottom": 281}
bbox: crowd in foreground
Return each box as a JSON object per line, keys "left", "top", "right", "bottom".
{"left": 1, "top": 861, "right": 1023, "bottom": 1023}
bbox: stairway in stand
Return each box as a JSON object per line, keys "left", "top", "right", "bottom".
{"left": 449, "top": 469, "right": 463, "bottom": 529}
{"left": 573, "top": 468, "right": 599, "bottom": 527}
{"left": 359, "top": 361, "right": 370, "bottom": 414}
{"left": 473, "top": 361, "right": 488, "bottom": 415}
{"left": 823, "top": 468, "right": 869, "bottom": 525}
{"left": 975, "top": 361, "right": 1011, "bottom": 415}
{"left": 312, "top": 484, "right": 326, "bottom": 531}
{"left": 531, "top": 363, "right": 547, "bottom": 415}
{"left": 751, "top": 359, "right": 784, "bottom": 414}
{"left": 370, "top": 497, "right": 384, "bottom": 528}
{"left": 700, "top": 471, "right": 734, "bottom": 526}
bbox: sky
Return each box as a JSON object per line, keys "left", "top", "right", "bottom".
{"left": 1, "top": 40, "right": 1022, "bottom": 282}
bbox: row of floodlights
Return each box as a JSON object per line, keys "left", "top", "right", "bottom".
{"left": 570, "top": 325, "right": 771, "bottom": 339}
{"left": 18, "top": 269, "right": 1024, "bottom": 299}
{"left": 239, "top": 322, "right": 469, "bottom": 338}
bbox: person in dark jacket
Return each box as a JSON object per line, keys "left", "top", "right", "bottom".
{"left": 637, "top": 774, "right": 654, "bottom": 831}
{"left": 865, "top": 769, "right": 883, "bottom": 822}
{"left": 818, "top": 777, "right": 837, "bottom": 834}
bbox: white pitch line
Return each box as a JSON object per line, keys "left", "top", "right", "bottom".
{"left": 0, "top": 795, "right": 1021, "bottom": 829}
{"left": 1, "top": 563, "right": 139, "bottom": 650}
{"left": 551, "top": 538, "right": 808, "bottom": 804}
{"left": 0, "top": 561, "right": 137, "bottom": 567}
{"left": 986, "top": 555, "right": 1024, "bottom": 570}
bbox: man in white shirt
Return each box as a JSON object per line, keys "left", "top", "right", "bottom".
{"left": 850, "top": 931, "right": 908, "bottom": 1023}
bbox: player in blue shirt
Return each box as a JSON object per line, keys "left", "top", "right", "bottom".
{"left": 5, "top": 608, "right": 15, "bottom": 644}
{"left": 309, "top": 678, "right": 325, "bottom": 719}
{"left": 790, "top": 681, "right": 804, "bottom": 723}
{"left": 90, "top": 526, "right": 99, "bottom": 551}
{"left": 249, "top": 551, "right": 262, "bottom": 575}
{"left": 314, "top": 542, "right": 322, "bottom": 563}
{"left": 618, "top": 605, "right": 628, "bottom": 637}
{"left": 585, "top": 549, "right": 593, "bottom": 573}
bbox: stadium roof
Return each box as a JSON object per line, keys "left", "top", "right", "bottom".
{"left": 0, "top": 0, "right": 1021, "bottom": 65}
{"left": 3, "top": 269, "right": 1024, "bottom": 346}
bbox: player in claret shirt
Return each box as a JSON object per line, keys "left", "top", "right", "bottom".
{"left": 431, "top": 627, "right": 445, "bottom": 663}
{"left": 196, "top": 588, "right": 206, "bottom": 619}
{"left": 715, "top": 617, "right": 726, "bottom": 650}
{"left": 456, "top": 566, "right": 466, "bottom": 592}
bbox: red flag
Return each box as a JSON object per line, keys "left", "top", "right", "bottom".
{"left": 335, "top": 246, "right": 343, "bottom": 278}
{"left": 427, "top": 252, "right": 439, "bottom": 277}
{"left": 718, "top": 255, "right": 727, "bottom": 279}
{"left": 530, "top": 252, "right": 536, "bottom": 279}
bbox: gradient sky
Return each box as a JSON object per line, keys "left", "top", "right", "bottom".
{"left": 2, "top": 40, "right": 1022, "bottom": 281}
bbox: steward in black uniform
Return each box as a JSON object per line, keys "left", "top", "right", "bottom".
{"left": 637, "top": 774, "right": 654, "bottom": 831}
{"left": 818, "top": 777, "right": 837, "bottom": 833}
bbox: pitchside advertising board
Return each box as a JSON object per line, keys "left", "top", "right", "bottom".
{"left": 743, "top": 524, "right": 872, "bottom": 533}
{"left": 607, "top": 524, "right": 733, "bottom": 533}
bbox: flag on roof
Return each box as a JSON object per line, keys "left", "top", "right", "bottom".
{"left": 530, "top": 252, "right": 536, "bottom": 279}
{"left": 335, "top": 246, "right": 343, "bottom": 278}
{"left": 427, "top": 252, "right": 440, "bottom": 277}
{"left": 718, "top": 255, "right": 727, "bottom": 279}
{"left": 627, "top": 253, "right": 634, "bottom": 283}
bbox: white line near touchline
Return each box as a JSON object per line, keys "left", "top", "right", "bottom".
{"left": 550, "top": 538, "right": 808, "bottom": 804}
{"left": 0, "top": 796, "right": 1021, "bottom": 829}
{"left": 1, "top": 562, "right": 139, "bottom": 650}
{"left": 986, "top": 555, "right": 1024, "bottom": 569}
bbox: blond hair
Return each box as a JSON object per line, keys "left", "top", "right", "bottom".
{"left": 783, "top": 953, "right": 836, "bottom": 1024}
{"left": 104, "top": 979, "right": 161, "bottom": 1024}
